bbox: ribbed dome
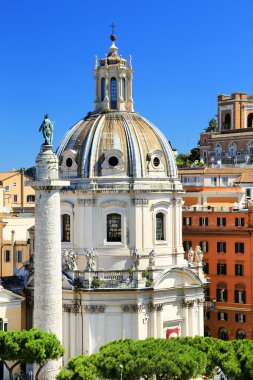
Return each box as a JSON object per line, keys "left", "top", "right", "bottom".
{"left": 57, "top": 111, "right": 178, "bottom": 179}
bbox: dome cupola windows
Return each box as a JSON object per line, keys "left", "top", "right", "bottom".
{"left": 101, "top": 78, "right": 106, "bottom": 101}
{"left": 94, "top": 34, "right": 134, "bottom": 112}
{"left": 110, "top": 77, "right": 117, "bottom": 109}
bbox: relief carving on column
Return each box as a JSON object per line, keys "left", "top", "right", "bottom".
{"left": 83, "top": 305, "right": 106, "bottom": 313}
{"left": 148, "top": 302, "right": 164, "bottom": 312}
{"left": 132, "top": 199, "right": 149, "bottom": 206}
{"left": 63, "top": 303, "right": 80, "bottom": 313}
{"left": 181, "top": 299, "right": 195, "bottom": 308}
{"left": 77, "top": 199, "right": 96, "bottom": 205}
{"left": 121, "top": 304, "right": 145, "bottom": 313}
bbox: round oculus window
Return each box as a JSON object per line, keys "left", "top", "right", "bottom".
{"left": 66, "top": 157, "right": 73, "bottom": 168}
{"left": 153, "top": 157, "right": 160, "bottom": 167}
{"left": 108, "top": 156, "right": 119, "bottom": 167}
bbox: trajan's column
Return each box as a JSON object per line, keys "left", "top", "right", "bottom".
{"left": 29, "top": 115, "right": 69, "bottom": 379}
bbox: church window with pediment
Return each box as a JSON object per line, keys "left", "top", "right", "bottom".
{"left": 62, "top": 214, "right": 71, "bottom": 242}
{"left": 156, "top": 212, "right": 165, "bottom": 241}
{"left": 107, "top": 213, "right": 121, "bottom": 242}
{"left": 110, "top": 77, "right": 117, "bottom": 109}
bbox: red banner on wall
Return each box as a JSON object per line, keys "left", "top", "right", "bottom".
{"left": 166, "top": 327, "right": 180, "bottom": 339}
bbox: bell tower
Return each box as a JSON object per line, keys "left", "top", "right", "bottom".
{"left": 94, "top": 29, "right": 134, "bottom": 112}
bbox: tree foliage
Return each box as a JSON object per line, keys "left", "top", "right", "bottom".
{"left": 58, "top": 337, "right": 253, "bottom": 380}
{"left": 24, "top": 166, "right": 36, "bottom": 179}
{"left": 205, "top": 118, "right": 218, "bottom": 133}
{"left": 0, "top": 329, "right": 64, "bottom": 380}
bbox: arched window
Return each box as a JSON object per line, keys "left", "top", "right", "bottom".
{"left": 228, "top": 142, "right": 237, "bottom": 157}
{"left": 101, "top": 78, "right": 105, "bottom": 101}
{"left": 234, "top": 284, "right": 246, "bottom": 304}
{"left": 110, "top": 77, "right": 117, "bottom": 109}
{"left": 216, "top": 282, "right": 227, "bottom": 302}
{"left": 247, "top": 113, "right": 253, "bottom": 128}
{"left": 62, "top": 214, "right": 71, "bottom": 242}
{"left": 236, "top": 329, "right": 246, "bottom": 339}
{"left": 121, "top": 78, "right": 126, "bottom": 100}
{"left": 218, "top": 328, "right": 228, "bottom": 340}
{"left": 223, "top": 113, "right": 231, "bottom": 130}
{"left": 156, "top": 212, "right": 165, "bottom": 241}
{"left": 215, "top": 143, "right": 222, "bottom": 157}
{"left": 204, "top": 325, "right": 211, "bottom": 337}
{"left": 107, "top": 213, "right": 121, "bottom": 242}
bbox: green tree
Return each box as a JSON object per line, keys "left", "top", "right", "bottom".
{"left": 176, "top": 153, "right": 189, "bottom": 168}
{"left": 24, "top": 166, "right": 36, "bottom": 179}
{"left": 205, "top": 118, "right": 218, "bottom": 132}
{"left": 57, "top": 355, "right": 98, "bottom": 380}
{"left": 0, "top": 329, "right": 64, "bottom": 380}
{"left": 188, "top": 147, "right": 200, "bottom": 163}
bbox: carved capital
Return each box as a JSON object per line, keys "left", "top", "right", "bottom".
{"left": 84, "top": 305, "right": 106, "bottom": 313}
{"left": 148, "top": 302, "right": 164, "bottom": 312}
{"left": 63, "top": 303, "right": 80, "bottom": 313}
{"left": 121, "top": 304, "right": 145, "bottom": 313}
{"left": 132, "top": 199, "right": 149, "bottom": 206}
{"left": 172, "top": 198, "right": 182, "bottom": 206}
{"left": 181, "top": 299, "right": 195, "bottom": 308}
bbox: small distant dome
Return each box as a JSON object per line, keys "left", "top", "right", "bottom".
{"left": 110, "top": 33, "right": 116, "bottom": 42}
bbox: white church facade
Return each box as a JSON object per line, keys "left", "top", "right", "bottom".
{"left": 27, "top": 32, "right": 206, "bottom": 369}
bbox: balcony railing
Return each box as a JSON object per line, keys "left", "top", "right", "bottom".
{"left": 64, "top": 269, "right": 156, "bottom": 289}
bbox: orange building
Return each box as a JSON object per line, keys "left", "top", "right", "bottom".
{"left": 180, "top": 166, "right": 253, "bottom": 340}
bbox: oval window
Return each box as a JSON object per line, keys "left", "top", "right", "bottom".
{"left": 66, "top": 157, "right": 73, "bottom": 168}
{"left": 108, "top": 156, "right": 119, "bottom": 167}
{"left": 153, "top": 157, "right": 160, "bottom": 167}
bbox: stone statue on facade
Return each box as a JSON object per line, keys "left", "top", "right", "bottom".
{"left": 85, "top": 249, "right": 96, "bottom": 271}
{"left": 62, "top": 249, "right": 78, "bottom": 271}
{"left": 195, "top": 245, "right": 203, "bottom": 264}
{"left": 149, "top": 249, "right": 156, "bottom": 268}
{"left": 39, "top": 114, "right": 54, "bottom": 145}
{"left": 131, "top": 248, "right": 141, "bottom": 269}
{"left": 188, "top": 247, "right": 194, "bottom": 264}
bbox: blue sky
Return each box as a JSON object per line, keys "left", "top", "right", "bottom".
{"left": 1, "top": 0, "right": 253, "bottom": 171}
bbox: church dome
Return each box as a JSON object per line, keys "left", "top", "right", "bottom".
{"left": 57, "top": 111, "right": 177, "bottom": 179}
{"left": 57, "top": 34, "right": 178, "bottom": 180}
